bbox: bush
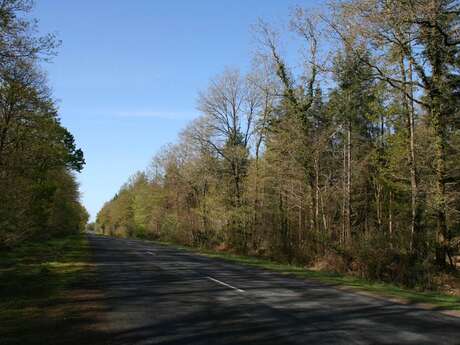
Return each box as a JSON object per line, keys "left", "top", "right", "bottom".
{"left": 347, "top": 237, "right": 436, "bottom": 289}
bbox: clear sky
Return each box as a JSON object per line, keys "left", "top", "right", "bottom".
{"left": 32, "top": 0, "right": 318, "bottom": 221}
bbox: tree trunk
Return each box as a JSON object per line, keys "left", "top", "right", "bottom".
{"left": 346, "top": 119, "right": 352, "bottom": 244}
{"left": 432, "top": 98, "right": 449, "bottom": 267}
{"left": 315, "top": 154, "right": 320, "bottom": 234}
{"left": 429, "top": 37, "right": 450, "bottom": 267}
{"left": 399, "top": 55, "right": 420, "bottom": 253}
{"left": 389, "top": 190, "right": 393, "bottom": 244}
{"left": 342, "top": 140, "right": 346, "bottom": 244}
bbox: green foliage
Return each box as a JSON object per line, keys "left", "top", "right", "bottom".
{"left": 0, "top": 0, "right": 86, "bottom": 246}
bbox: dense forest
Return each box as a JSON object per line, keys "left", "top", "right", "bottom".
{"left": 97, "top": 0, "right": 460, "bottom": 289}
{"left": 0, "top": 0, "right": 87, "bottom": 247}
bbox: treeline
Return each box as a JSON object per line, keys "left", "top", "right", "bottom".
{"left": 0, "top": 0, "right": 87, "bottom": 247}
{"left": 97, "top": 0, "right": 460, "bottom": 288}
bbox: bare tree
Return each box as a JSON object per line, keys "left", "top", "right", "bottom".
{"left": 194, "top": 68, "right": 260, "bottom": 206}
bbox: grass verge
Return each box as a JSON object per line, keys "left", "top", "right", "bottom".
{"left": 0, "top": 234, "right": 91, "bottom": 344}
{"left": 148, "top": 239, "right": 460, "bottom": 312}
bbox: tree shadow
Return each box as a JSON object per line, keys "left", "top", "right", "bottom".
{"left": 11, "top": 235, "right": 458, "bottom": 345}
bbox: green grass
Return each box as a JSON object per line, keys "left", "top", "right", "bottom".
{"left": 0, "top": 234, "right": 91, "bottom": 344}
{"left": 148, "top": 239, "right": 460, "bottom": 312}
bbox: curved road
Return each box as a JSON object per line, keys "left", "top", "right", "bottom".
{"left": 84, "top": 234, "right": 460, "bottom": 345}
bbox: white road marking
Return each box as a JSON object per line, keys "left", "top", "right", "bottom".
{"left": 206, "top": 276, "right": 245, "bottom": 293}
{"left": 146, "top": 251, "right": 156, "bottom": 255}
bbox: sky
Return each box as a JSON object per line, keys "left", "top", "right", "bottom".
{"left": 32, "top": 0, "right": 319, "bottom": 221}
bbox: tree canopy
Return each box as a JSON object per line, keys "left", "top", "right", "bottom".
{"left": 0, "top": 0, "right": 87, "bottom": 246}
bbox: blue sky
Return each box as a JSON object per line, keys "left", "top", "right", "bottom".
{"left": 33, "top": 0, "right": 318, "bottom": 220}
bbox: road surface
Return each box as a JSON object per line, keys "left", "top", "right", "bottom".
{"left": 83, "top": 234, "right": 460, "bottom": 345}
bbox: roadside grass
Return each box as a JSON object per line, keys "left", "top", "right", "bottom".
{"left": 0, "top": 234, "right": 91, "bottom": 345}
{"left": 146, "top": 239, "right": 460, "bottom": 312}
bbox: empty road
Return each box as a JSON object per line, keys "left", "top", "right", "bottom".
{"left": 82, "top": 235, "right": 460, "bottom": 345}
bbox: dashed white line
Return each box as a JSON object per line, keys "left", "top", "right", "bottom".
{"left": 142, "top": 252, "right": 243, "bottom": 293}
{"left": 206, "top": 276, "right": 245, "bottom": 293}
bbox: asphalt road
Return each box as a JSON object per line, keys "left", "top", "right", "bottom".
{"left": 85, "top": 234, "right": 460, "bottom": 345}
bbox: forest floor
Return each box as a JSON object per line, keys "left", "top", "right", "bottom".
{"left": 0, "top": 234, "right": 105, "bottom": 345}
{"left": 149, "top": 239, "right": 460, "bottom": 313}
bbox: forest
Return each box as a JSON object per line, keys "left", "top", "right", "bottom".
{"left": 0, "top": 0, "right": 88, "bottom": 247}
{"left": 97, "top": 0, "right": 460, "bottom": 289}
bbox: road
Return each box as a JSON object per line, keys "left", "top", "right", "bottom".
{"left": 83, "top": 234, "right": 460, "bottom": 345}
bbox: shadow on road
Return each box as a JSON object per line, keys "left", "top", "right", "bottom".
{"left": 48, "top": 235, "right": 460, "bottom": 345}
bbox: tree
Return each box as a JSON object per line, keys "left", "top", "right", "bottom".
{"left": 331, "top": 0, "right": 460, "bottom": 265}
{"left": 0, "top": 0, "right": 86, "bottom": 246}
